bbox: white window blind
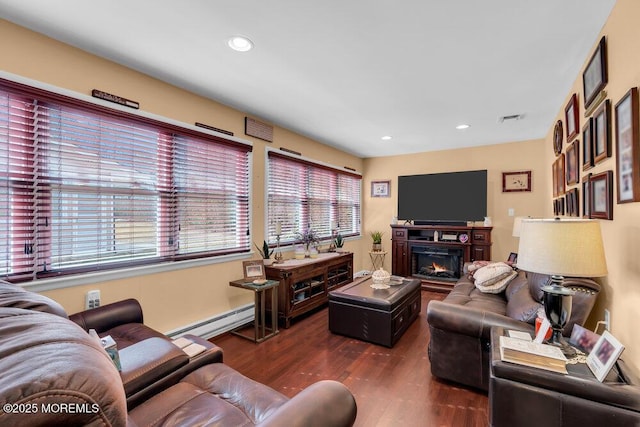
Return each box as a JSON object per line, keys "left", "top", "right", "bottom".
{"left": 267, "top": 151, "right": 361, "bottom": 246}
{"left": 0, "top": 80, "right": 251, "bottom": 282}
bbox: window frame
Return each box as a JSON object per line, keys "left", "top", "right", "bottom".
{"left": 0, "top": 76, "right": 253, "bottom": 285}
{"left": 265, "top": 148, "right": 362, "bottom": 248}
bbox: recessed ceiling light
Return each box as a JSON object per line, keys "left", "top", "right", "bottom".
{"left": 456, "top": 124, "right": 470, "bottom": 130}
{"left": 227, "top": 36, "right": 254, "bottom": 52}
{"left": 381, "top": 135, "right": 392, "bottom": 141}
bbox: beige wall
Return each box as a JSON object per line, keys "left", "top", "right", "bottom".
{"left": 361, "top": 139, "right": 548, "bottom": 267}
{"left": 0, "top": 19, "right": 364, "bottom": 332}
{"left": 541, "top": 0, "right": 640, "bottom": 375}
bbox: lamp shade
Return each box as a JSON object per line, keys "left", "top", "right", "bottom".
{"left": 517, "top": 218, "right": 608, "bottom": 277}
{"left": 511, "top": 216, "right": 530, "bottom": 237}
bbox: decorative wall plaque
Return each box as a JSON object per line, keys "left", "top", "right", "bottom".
{"left": 245, "top": 117, "right": 274, "bottom": 142}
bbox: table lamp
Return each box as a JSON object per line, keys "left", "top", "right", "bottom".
{"left": 517, "top": 218, "right": 607, "bottom": 356}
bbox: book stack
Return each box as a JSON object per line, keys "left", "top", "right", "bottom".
{"left": 499, "top": 335, "right": 568, "bottom": 374}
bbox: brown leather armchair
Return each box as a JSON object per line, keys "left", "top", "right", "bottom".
{"left": 69, "top": 298, "right": 225, "bottom": 409}
{"left": 0, "top": 281, "right": 358, "bottom": 426}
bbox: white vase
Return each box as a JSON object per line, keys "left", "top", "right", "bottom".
{"left": 484, "top": 216, "right": 492, "bottom": 227}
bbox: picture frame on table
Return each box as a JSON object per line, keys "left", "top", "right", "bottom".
{"left": 566, "top": 141, "right": 579, "bottom": 186}
{"left": 583, "top": 36, "right": 607, "bottom": 110}
{"left": 371, "top": 180, "right": 391, "bottom": 198}
{"left": 502, "top": 171, "right": 531, "bottom": 192}
{"left": 582, "top": 118, "right": 594, "bottom": 171}
{"left": 565, "top": 93, "right": 580, "bottom": 142}
{"left": 615, "top": 87, "right": 640, "bottom": 203}
{"left": 592, "top": 99, "right": 611, "bottom": 164}
{"left": 242, "top": 260, "right": 265, "bottom": 281}
{"left": 589, "top": 170, "right": 613, "bottom": 220}
{"left": 587, "top": 330, "right": 625, "bottom": 382}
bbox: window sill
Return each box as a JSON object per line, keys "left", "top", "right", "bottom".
{"left": 21, "top": 252, "right": 251, "bottom": 293}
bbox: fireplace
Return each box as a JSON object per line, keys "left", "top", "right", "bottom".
{"left": 410, "top": 245, "right": 464, "bottom": 282}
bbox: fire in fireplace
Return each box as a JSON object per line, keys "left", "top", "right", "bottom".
{"left": 411, "top": 245, "right": 463, "bottom": 282}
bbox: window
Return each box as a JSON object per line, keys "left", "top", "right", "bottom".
{"left": 0, "top": 79, "right": 251, "bottom": 282}
{"left": 267, "top": 151, "right": 361, "bottom": 245}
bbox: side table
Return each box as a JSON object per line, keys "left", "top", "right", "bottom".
{"left": 229, "top": 279, "right": 280, "bottom": 343}
{"left": 489, "top": 326, "right": 640, "bottom": 427}
{"left": 368, "top": 251, "right": 387, "bottom": 271}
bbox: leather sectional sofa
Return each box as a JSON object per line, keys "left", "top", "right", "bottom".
{"left": 426, "top": 264, "right": 601, "bottom": 391}
{"left": 0, "top": 280, "right": 357, "bottom": 426}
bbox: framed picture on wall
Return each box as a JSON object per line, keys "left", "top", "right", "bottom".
{"left": 589, "top": 170, "right": 613, "bottom": 220}
{"left": 371, "top": 180, "right": 391, "bottom": 197}
{"left": 615, "top": 87, "right": 640, "bottom": 203}
{"left": 556, "top": 154, "right": 566, "bottom": 196}
{"left": 565, "top": 93, "right": 580, "bottom": 142}
{"left": 566, "top": 141, "right": 579, "bottom": 186}
{"left": 583, "top": 36, "right": 607, "bottom": 110}
{"left": 582, "top": 175, "right": 591, "bottom": 218}
{"left": 593, "top": 99, "right": 611, "bottom": 164}
{"left": 582, "top": 118, "right": 594, "bottom": 171}
{"left": 502, "top": 171, "right": 532, "bottom": 192}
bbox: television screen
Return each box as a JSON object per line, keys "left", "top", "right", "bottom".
{"left": 397, "top": 170, "right": 487, "bottom": 223}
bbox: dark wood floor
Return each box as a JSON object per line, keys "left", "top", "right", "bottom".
{"left": 213, "top": 290, "right": 488, "bottom": 427}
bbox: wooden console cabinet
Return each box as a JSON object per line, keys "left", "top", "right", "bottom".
{"left": 265, "top": 252, "right": 353, "bottom": 328}
{"left": 391, "top": 224, "right": 492, "bottom": 292}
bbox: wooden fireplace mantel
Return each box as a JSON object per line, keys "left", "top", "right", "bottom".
{"left": 390, "top": 224, "right": 492, "bottom": 292}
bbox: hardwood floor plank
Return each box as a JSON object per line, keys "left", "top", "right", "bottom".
{"left": 213, "top": 290, "right": 488, "bottom": 427}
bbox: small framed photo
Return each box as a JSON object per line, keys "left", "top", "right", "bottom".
{"left": 371, "top": 180, "right": 391, "bottom": 198}
{"left": 589, "top": 170, "right": 613, "bottom": 220}
{"left": 507, "top": 252, "right": 517, "bottom": 264}
{"left": 502, "top": 171, "right": 531, "bottom": 192}
{"left": 569, "top": 324, "right": 601, "bottom": 354}
{"left": 242, "top": 260, "right": 265, "bottom": 281}
{"left": 615, "top": 87, "right": 640, "bottom": 203}
{"left": 566, "top": 140, "right": 579, "bottom": 186}
{"left": 566, "top": 188, "right": 579, "bottom": 217}
{"left": 587, "top": 330, "right": 624, "bottom": 382}
{"left": 583, "top": 36, "right": 607, "bottom": 110}
{"left": 592, "top": 99, "right": 611, "bottom": 164}
{"left": 564, "top": 93, "right": 580, "bottom": 142}
{"left": 582, "top": 118, "right": 594, "bottom": 171}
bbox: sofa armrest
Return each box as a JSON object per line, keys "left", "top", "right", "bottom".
{"left": 257, "top": 380, "right": 357, "bottom": 427}
{"left": 427, "top": 300, "right": 533, "bottom": 340}
{"left": 119, "top": 337, "right": 189, "bottom": 398}
{"left": 69, "top": 298, "right": 144, "bottom": 333}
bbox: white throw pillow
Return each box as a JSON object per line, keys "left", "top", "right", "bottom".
{"left": 473, "top": 262, "right": 514, "bottom": 287}
{"left": 475, "top": 270, "right": 518, "bottom": 294}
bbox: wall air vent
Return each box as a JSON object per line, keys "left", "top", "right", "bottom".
{"left": 497, "top": 114, "right": 525, "bottom": 123}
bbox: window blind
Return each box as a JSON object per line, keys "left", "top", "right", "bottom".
{"left": 267, "top": 151, "right": 361, "bottom": 246}
{"left": 0, "top": 80, "right": 251, "bottom": 282}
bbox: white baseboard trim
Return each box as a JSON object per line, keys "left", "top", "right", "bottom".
{"left": 166, "top": 303, "right": 254, "bottom": 339}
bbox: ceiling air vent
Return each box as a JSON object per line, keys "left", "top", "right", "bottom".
{"left": 497, "top": 114, "right": 525, "bottom": 123}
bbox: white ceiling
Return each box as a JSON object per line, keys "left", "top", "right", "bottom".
{"left": 0, "top": 1, "right": 616, "bottom": 158}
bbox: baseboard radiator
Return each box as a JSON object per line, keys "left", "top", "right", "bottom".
{"left": 166, "top": 303, "right": 254, "bottom": 340}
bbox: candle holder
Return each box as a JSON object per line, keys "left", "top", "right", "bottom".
{"left": 274, "top": 234, "right": 283, "bottom": 263}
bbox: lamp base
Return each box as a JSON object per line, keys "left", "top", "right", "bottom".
{"left": 547, "top": 329, "right": 576, "bottom": 357}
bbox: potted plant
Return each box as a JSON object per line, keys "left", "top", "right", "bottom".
{"left": 370, "top": 231, "right": 383, "bottom": 252}
{"left": 334, "top": 233, "right": 344, "bottom": 250}
{"left": 254, "top": 240, "right": 274, "bottom": 265}
{"left": 295, "top": 227, "right": 320, "bottom": 257}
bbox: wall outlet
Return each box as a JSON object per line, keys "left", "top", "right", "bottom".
{"left": 508, "top": 208, "right": 515, "bottom": 217}
{"left": 85, "top": 290, "right": 101, "bottom": 310}
{"left": 604, "top": 309, "right": 611, "bottom": 331}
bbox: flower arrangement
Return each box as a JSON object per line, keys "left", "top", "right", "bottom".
{"left": 296, "top": 227, "right": 320, "bottom": 250}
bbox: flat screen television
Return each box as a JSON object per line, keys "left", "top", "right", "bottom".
{"left": 397, "top": 170, "right": 487, "bottom": 224}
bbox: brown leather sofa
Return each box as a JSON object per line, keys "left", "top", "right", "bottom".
{"left": 426, "top": 266, "right": 600, "bottom": 391}
{"left": 0, "top": 281, "right": 358, "bottom": 426}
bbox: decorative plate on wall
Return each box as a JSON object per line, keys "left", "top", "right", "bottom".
{"left": 554, "top": 120, "right": 564, "bottom": 156}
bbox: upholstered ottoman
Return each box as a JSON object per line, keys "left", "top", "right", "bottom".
{"left": 328, "top": 277, "right": 421, "bottom": 347}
